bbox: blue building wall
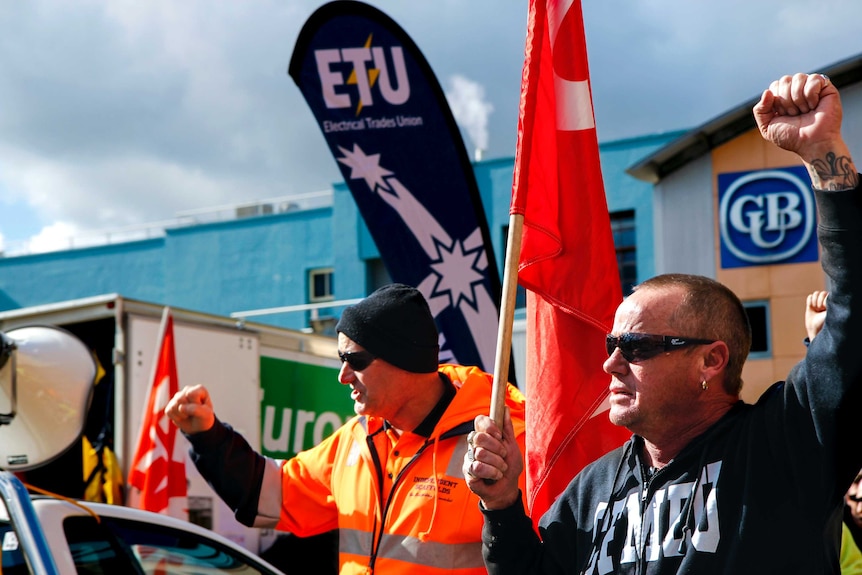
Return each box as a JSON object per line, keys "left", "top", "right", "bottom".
{"left": 0, "top": 130, "right": 685, "bottom": 330}
{"left": 163, "top": 208, "right": 334, "bottom": 327}
{"left": 0, "top": 239, "right": 166, "bottom": 310}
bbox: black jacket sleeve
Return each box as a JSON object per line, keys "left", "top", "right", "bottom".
{"left": 481, "top": 494, "right": 544, "bottom": 574}
{"left": 185, "top": 418, "right": 267, "bottom": 526}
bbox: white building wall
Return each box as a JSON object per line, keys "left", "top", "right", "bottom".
{"left": 653, "top": 156, "right": 716, "bottom": 277}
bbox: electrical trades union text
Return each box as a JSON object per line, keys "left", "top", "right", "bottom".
{"left": 323, "top": 115, "right": 424, "bottom": 133}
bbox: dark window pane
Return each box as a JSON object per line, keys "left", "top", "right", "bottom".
{"left": 610, "top": 210, "right": 636, "bottom": 296}
{"left": 313, "top": 274, "right": 326, "bottom": 298}
{"left": 745, "top": 302, "right": 769, "bottom": 354}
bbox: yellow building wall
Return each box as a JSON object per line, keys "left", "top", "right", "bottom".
{"left": 711, "top": 130, "right": 825, "bottom": 403}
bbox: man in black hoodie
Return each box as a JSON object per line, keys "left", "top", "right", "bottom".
{"left": 464, "top": 72, "right": 862, "bottom": 574}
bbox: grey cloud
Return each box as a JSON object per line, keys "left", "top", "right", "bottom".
{"left": 2, "top": 0, "right": 862, "bottom": 245}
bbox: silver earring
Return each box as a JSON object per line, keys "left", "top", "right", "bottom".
{"left": 701, "top": 380, "right": 709, "bottom": 391}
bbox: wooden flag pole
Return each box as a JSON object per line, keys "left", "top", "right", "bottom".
{"left": 490, "top": 212, "right": 524, "bottom": 424}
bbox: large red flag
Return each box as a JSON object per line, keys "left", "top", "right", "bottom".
{"left": 128, "top": 308, "right": 187, "bottom": 518}
{"left": 512, "top": 0, "right": 630, "bottom": 524}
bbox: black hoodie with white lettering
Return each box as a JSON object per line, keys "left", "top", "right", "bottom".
{"left": 481, "top": 187, "right": 862, "bottom": 575}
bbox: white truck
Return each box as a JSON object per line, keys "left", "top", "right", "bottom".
{"left": 0, "top": 294, "right": 353, "bottom": 563}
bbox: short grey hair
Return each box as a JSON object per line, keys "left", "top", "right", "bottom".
{"left": 634, "top": 274, "right": 751, "bottom": 395}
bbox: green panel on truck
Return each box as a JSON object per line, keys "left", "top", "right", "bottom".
{"left": 259, "top": 357, "right": 353, "bottom": 458}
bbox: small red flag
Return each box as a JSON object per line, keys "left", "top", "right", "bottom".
{"left": 128, "top": 308, "right": 187, "bottom": 517}
{"left": 512, "top": 0, "right": 630, "bottom": 524}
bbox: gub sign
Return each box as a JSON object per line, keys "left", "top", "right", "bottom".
{"left": 718, "top": 167, "right": 817, "bottom": 268}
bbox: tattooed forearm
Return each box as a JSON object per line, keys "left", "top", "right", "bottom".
{"left": 808, "top": 152, "right": 859, "bottom": 190}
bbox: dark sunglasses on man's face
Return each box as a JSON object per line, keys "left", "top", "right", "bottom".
{"left": 338, "top": 350, "right": 376, "bottom": 371}
{"left": 605, "top": 332, "right": 715, "bottom": 364}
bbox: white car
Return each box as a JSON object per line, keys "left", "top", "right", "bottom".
{"left": 0, "top": 471, "right": 287, "bottom": 575}
{"left": 0, "top": 471, "right": 290, "bottom": 575}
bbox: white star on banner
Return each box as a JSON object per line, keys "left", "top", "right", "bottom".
{"left": 337, "top": 144, "right": 393, "bottom": 192}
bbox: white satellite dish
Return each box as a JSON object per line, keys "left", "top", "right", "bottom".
{"left": 0, "top": 326, "right": 97, "bottom": 471}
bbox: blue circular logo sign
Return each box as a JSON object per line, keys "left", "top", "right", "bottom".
{"left": 718, "top": 168, "right": 817, "bottom": 267}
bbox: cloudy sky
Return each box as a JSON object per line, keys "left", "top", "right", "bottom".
{"left": 2, "top": 0, "right": 862, "bottom": 254}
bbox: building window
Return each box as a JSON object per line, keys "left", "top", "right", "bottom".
{"left": 610, "top": 210, "right": 637, "bottom": 296}
{"left": 308, "top": 268, "right": 334, "bottom": 302}
{"left": 744, "top": 300, "right": 770, "bottom": 358}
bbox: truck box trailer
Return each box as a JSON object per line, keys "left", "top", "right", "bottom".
{"left": 0, "top": 294, "right": 354, "bottom": 555}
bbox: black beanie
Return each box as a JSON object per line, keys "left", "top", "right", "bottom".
{"left": 336, "top": 284, "right": 439, "bottom": 373}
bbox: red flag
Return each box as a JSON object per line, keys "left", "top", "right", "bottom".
{"left": 128, "top": 308, "right": 187, "bottom": 518}
{"left": 512, "top": 0, "right": 630, "bottom": 524}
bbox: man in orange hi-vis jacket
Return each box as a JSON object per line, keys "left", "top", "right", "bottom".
{"left": 166, "top": 283, "right": 527, "bottom": 575}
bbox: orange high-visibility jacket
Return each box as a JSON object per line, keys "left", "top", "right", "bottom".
{"left": 264, "top": 364, "right": 527, "bottom": 574}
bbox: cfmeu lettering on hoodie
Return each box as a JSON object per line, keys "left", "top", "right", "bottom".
{"left": 584, "top": 461, "right": 721, "bottom": 574}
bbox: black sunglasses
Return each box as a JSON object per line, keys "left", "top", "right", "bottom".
{"left": 338, "top": 350, "right": 376, "bottom": 371}
{"left": 606, "top": 332, "right": 715, "bottom": 363}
